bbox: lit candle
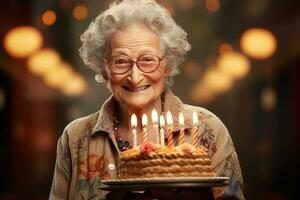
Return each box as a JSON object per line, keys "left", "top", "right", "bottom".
{"left": 192, "top": 111, "right": 199, "bottom": 147}
{"left": 142, "top": 114, "right": 148, "bottom": 144}
{"left": 179, "top": 112, "right": 185, "bottom": 145}
{"left": 166, "top": 111, "right": 174, "bottom": 148}
{"left": 151, "top": 109, "right": 159, "bottom": 144}
{"left": 159, "top": 115, "right": 165, "bottom": 146}
{"left": 131, "top": 114, "right": 137, "bottom": 148}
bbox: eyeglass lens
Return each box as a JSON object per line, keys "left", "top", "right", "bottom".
{"left": 108, "top": 54, "right": 161, "bottom": 74}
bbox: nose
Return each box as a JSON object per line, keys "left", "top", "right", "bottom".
{"left": 128, "top": 63, "right": 143, "bottom": 85}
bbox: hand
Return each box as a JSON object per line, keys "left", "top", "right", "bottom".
{"left": 150, "top": 188, "right": 214, "bottom": 200}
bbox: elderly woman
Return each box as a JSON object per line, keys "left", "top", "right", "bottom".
{"left": 50, "top": 0, "right": 245, "bottom": 199}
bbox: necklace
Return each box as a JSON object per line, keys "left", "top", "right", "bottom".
{"left": 113, "top": 92, "right": 165, "bottom": 151}
{"left": 113, "top": 121, "right": 130, "bottom": 151}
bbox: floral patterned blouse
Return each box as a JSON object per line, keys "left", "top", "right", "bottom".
{"left": 49, "top": 90, "right": 245, "bottom": 200}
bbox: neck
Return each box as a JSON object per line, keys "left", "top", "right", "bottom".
{"left": 117, "top": 96, "right": 163, "bottom": 131}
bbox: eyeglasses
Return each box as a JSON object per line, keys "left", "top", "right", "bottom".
{"left": 104, "top": 54, "right": 165, "bottom": 74}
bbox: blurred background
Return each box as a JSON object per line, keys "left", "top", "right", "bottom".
{"left": 0, "top": 0, "right": 299, "bottom": 199}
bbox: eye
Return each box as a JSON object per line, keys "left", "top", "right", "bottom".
{"left": 115, "top": 58, "right": 129, "bottom": 64}
{"left": 111, "top": 56, "right": 131, "bottom": 66}
{"left": 139, "top": 55, "right": 156, "bottom": 62}
{"left": 115, "top": 59, "right": 127, "bottom": 64}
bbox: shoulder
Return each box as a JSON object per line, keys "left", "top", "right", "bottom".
{"left": 182, "top": 103, "right": 223, "bottom": 128}
{"left": 182, "top": 104, "right": 235, "bottom": 166}
{"left": 61, "top": 112, "right": 99, "bottom": 144}
{"left": 182, "top": 103, "right": 229, "bottom": 141}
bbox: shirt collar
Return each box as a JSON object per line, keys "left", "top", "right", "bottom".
{"left": 90, "top": 95, "right": 118, "bottom": 137}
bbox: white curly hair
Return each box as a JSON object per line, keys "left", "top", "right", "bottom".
{"left": 79, "top": 0, "right": 191, "bottom": 86}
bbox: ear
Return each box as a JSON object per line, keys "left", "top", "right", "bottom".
{"left": 101, "top": 68, "right": 109, "bottom": 80}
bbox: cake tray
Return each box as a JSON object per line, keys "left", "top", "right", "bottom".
{"left": 99, "top": 177, "right": 229, "bottom": 191}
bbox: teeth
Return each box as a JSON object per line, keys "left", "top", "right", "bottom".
{"left": 127, "top": 86, "right": 149, "bottom": 91}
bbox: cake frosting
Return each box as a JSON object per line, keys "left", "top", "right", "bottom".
{"left": 118, "top": 143, "right": 215, "bottom": 179}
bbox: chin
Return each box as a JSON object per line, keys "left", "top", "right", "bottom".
{"left": 125, "top": 100, "right": 149, "bottom": 109}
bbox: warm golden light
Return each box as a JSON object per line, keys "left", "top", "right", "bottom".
{"left": 43, "top": 63, "right": 74, "bottom": 88}
{"left": 61, "top": 75, "right": 86, "bottom": 96}
{"left": 166, "top": 111, "right": 173, "bottom": 126}
{"left": 4, "top": 26, "right": 43, "bottom": 58}
{"left": 202, "top": 69, "right": 234, "bottom": 93}
{"left": 151, "top": 109, "right": 158, "bottom": 124}
{"left": 73, "top": 4, "right": 88, "bottom": 20}
{"left": 131, "top": 114, "right": 137, "bottom": 128}
{"left": 34, "top": 130, "right": 54, "bottom": 152}
{"left": 240, "top": 28, "right": 277, "bottom": 59}
{"left": 205, "top": 0, "right": 220, "bottom": 12}
{"left": 27, "top": 48, "right": 61, "bottom": 75}
{"left": 219, "top": 43, "right": 233, "bottom": 54}
{"left": 42, "top": 10, "right": 56, "bottom": 26}
{"left": 190, "top": 82, "right": 216, "bottom": 103}
{"left": 179, "top": 112, "right": 184, "bottom": 126}
{"left": 260, "top": 87, "right": 277, "bottom": 111}
{"left": 177, "top": 0, "right": 194, "bottom": 10}
{"left": 142, "top": 114, "right": 148, "bottom": 127}
{"left": 217, "top": 52, "right": 251, "bottom": 79}
{"left": 183, "top": 60, "right": 202, "bottom": 80}
{"left": 192, "top": 111, "right": 198, "bottom": 126}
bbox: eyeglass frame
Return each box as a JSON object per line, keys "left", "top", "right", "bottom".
{"left": 102, "top": 54, "right": 166, "bottom": 75}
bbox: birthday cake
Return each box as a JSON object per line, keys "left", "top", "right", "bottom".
{"left": 118, "top": 142, "right": 215, "bottom": 179}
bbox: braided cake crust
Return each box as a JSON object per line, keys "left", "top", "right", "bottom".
{"left": 118, "top": 143, "right": 215, "bottom": 179}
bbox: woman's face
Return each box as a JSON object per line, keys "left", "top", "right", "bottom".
{"left": 105, "top": 24, "right": 169, "bottom": 110}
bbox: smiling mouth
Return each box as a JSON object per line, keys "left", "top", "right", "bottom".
{"left": 122, "top": 85, "right": 150, "bottom": 92}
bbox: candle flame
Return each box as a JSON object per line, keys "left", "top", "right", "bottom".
{"left": 131, "top": 114, "right": 137, "bottom": 128}
{"left": 192, "top": 111, "right": 199, "bottom": 126}
{"left": 151, "top": 109, "right": 158, "bottom": 124}
{"left": 179, "top": 112, "right": 184, "bottom": 126}
{"left": 142, "top": 114, "right": 148, "bottom": 127}
{"left": 159, "top": 115, "right": 165, "bottom": 127}
{"left": 166, "top": 111, "right": 173, "bottom": 125}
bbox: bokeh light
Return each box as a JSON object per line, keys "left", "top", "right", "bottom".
{"left": 217, "top": 51, "right": 251, "bottom": 79}
{"left": 240, "top": 28, "right": 277, "bottom": 59}
{"left": 177, "top": 0, "right": 194, "bottom": 10}
{"left": 73, "top": 4, "right": 88, "bottom": 20}
{"left": 61, "top": 75, "right": 87, "bottom": 96}
{"left": 27, "top": 48, "right": 61, "bottom": 75}
{"left": 219, "top": 43, "right": 233, "bottom": 54}
{"left": 183, "top": 60, "right": 202, "bottom": 80}
{"left": 3, "top": 26, "right": 43, "bottom": 58}
{"left": 42, "top": 10, "right": 57, "bottom": 26}
{"left": 190, "top": 81, "right": 216, "bottom": 103}
{"left": 33, "top": 130, "right": 54, "bottom": 152}
{"left": 202, "top": 69, "right": 234, "bottom": 93}
{"left": 43, "top": 62, "right": 74, "bottom": 89}
{"left": 205, "top": 0, "right": 220, "bottom": 12}
{"left": 261, "top": 87, "right": 277, "bottom": 111}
